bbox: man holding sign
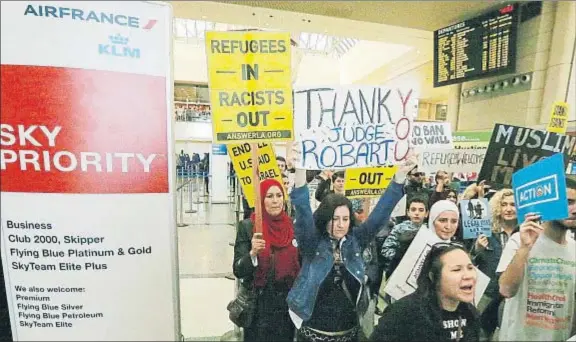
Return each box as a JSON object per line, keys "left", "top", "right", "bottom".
{"left": 497, "top": 175, "right": 576, "bottom": 341}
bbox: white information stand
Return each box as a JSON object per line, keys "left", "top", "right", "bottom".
{"left": 0, "top": 1, "right": 179, "bottom": 340}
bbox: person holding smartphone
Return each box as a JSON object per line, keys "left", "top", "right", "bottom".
{"left": 497, "top": 176, "right": 576, "bottom": 341}
{"left": 232, "top": 178, "right": 301, "bottom": 341}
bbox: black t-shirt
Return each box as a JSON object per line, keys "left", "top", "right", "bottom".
{"left": 306, "top": 264, "right": 359, "bottom": 332}
{"left": 441, "top": 304, "right": 477, "bottom": 341}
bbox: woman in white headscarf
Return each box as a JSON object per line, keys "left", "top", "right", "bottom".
{"left": 428, "top": 200, "right": 460, "bottom": 242}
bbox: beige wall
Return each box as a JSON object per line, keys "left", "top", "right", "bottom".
{"left": 452, "top": 2, "right": 576, "bottom": 132}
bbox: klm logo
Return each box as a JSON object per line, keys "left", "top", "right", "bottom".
{"left": 516, "top": 175, "right": 559, "bottom": 209}
{"left": 98, "top": 34, "right": 140, "bottom": 59}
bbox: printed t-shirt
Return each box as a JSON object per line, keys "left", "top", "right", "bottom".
{"left": 441, "top": 304, "right": 478, "bottom": 341}
{"left": 496, "top": 232, "right": 576, "bottom": 341}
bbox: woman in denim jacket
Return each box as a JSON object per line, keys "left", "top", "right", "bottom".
{"left": 286, "top": 151, "right": 416, "bottom": 342}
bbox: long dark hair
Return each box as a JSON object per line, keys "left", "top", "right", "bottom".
{"left": 415, "top": 242, "right": 476, "bottom": 326}
{"left": 313, "top": 193, "right": 354, "bottom": 238}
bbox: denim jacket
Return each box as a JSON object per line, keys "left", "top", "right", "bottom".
{"left": 287, "top": 181, "right": 405, "bottom": 323}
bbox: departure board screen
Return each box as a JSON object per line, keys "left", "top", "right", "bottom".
{"left": 433, "top": 4, "right": 519, "bottom": 88}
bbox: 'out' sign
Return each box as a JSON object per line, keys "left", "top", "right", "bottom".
{"left": 205, "top": 31, "right": 294, "bottom": 144}
{"left": 344, "top": 166, "right": 398, "bottom": 198}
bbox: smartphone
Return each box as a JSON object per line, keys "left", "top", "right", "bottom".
{"left": 253, "top": 232, "right": 263, "bottom": 240}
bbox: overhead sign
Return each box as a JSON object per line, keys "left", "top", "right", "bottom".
{"left": 205, "top": 31, "right": 293, "bottom": 144}
{"left": 478, "top": 124, "right": 576, "bottom": 188}
{"left": 452, "top": 131, "right": 492, "bottom": 149}
{"left": 512, "top": 153, "right": 568, "bottom": 222}
{"left": 433, "top": 4, "right": 519, "bottom": 87}
{"left": 1, "top": 1, "right": 178, "bottom": 341}
{"left": 546, "top": 101, "right": 569, "bottom": 135}
{"left": 343, "top": 166, "right": 397, "bottom": 198}
{"left": 411, "top": 122, "right": 454, "bottom": 150}
{"left": 293, "top": 85, "right": 417, "bottom": 169}
{"left": 460, "top": 199, "right": 492, "bottom": 239}
{"left": 227, "top": 142, "right": 282, "bottom": 207}
{"left": 384, "top": 228, "right": 490, "bottom": 303}
{"left": 418, "top": 148, "right": 485, "bottom": 174}
{"left": 211, "top": 144, "right": 227, "bottom": 156}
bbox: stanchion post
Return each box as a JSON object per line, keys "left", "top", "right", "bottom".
{"left": 185, "top": 165, "right": 197, "bottom": 214}
{"left": 195, "top": 165, "right": 202, "bottom": 205}
{"left": 177, "top": 168, "right": 189, "bottom": 227}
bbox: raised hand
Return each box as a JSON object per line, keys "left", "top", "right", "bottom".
{"left": 519, "top": 213, "right": 543, "bottom": 249}
{"left": 475, "top": 234, "right": 489, "bottom": 251}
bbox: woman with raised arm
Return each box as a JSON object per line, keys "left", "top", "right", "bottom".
{"left": 286, "top": 148, "right": 415, "bottom": 342}
{"left": 232, "top": 178, "right": 300, "bottom": 341}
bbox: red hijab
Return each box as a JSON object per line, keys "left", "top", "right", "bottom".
{"left": 251, "top": 178, "right": 300, "bottom": 288}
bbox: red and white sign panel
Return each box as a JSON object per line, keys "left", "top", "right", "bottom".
{"left": 1, "top": 2, "right": 178, "bottom": 341}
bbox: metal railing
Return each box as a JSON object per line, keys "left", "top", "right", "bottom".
{"left": 175, "top": 165, "right": 210, "bottom": 227}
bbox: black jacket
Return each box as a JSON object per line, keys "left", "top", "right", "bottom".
{"left": 314, "top": 178, "right": 332, "bottom": 202}
{"left": 233, "top": 219, "right": 256, "bottom": 289}
{"left": 371, "top": 292, "right": 480, "bottom": 342}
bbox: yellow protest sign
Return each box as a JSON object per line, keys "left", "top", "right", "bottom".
{"left": 546, "top": 101, "right": 569, "bottom": 134}
{"left": 205, "top": 31, "right": 294, "bottom": 144}
{"left": 344, "top": 166, "right": 398, "bottom": 198}
{"left": 228, "top": 142, "right": 283, "bottom": 207}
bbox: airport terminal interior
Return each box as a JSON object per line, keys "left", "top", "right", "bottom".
{"left": 1, "top": 1, "right": 576, "bottom": 342}
{"left": 170, "top": 1, "right": 576, "bottom": 340}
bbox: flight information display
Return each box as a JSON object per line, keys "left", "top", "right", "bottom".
{"left": 434, "top": 4, "right": 519, "bottom": 88}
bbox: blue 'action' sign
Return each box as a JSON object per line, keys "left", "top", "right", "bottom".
{"left": 512, "top": 153, "right": 568, "bottom": 222}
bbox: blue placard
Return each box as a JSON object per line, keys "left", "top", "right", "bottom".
{"left": 460, "top": 198, "right": 492, "bottom": 239}
{"left": 512, "top": 153, "right": 568, "bottom": 222}
{"left": 212, "top": 144, "right": 227, "bottom": 156}
{"left": 571, "top": 163, "right": 576, "bottom": 175}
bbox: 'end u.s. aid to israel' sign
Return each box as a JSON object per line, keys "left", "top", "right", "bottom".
{"left": 512, "top": 153, "right": 569, "bottom": 222}
{"left": 1, "top": 1, "right": 179, "bottom": 341}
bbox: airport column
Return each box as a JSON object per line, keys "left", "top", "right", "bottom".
{"left": 0, "top": 2, "right": 180, "bottom": 340}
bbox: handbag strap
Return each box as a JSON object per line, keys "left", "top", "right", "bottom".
{"left": 341, "top": 275, "right": 355, "bottom": 306}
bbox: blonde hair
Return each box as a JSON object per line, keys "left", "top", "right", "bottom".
{"left": 489, "top": 188, "right": 516, "bottom": 233}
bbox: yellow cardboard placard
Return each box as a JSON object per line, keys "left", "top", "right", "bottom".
{"left": 344, "top": 166, "right": 398, "bottom": 199}
{"left": 546, "top": 101, "right": 569, "bottom": 134}
{"left": 205, "top": 31, "right": 294, "bottom": 144}
{"left": 227, "top": 142, "right": 283, "bottom": 207}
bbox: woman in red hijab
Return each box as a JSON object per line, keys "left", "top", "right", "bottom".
{"left": 233, "top": 178, "right": 300, "bottom": 341}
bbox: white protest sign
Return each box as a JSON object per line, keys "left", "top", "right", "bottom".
{"left": 1, "top": 1, "right": 178, "bottom": 340}
{"left": 293, "top": 86, "right": 418, "bottom": 169}
{"left": 412, "top": 122, "right": 454, "bottom": 150}
{"left": 391, "top": 195, "right": 407, "bottom": 218}
{"left": 384, "top": 228, "right": 490, "bottom": 305}
{"left": 418, "top": 148, "right": 486, "bottom": 174}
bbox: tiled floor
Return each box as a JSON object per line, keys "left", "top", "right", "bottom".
{"left": 177, "top": 192, "right": 240, "bottom": 340}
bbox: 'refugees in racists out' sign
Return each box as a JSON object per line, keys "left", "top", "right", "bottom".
{"left": 478, "top": 124, "right": 576, "bottom": 188}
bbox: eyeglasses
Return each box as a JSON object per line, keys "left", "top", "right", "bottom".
{"left": 430, "top": 241, "right": 466, "bottom": 251}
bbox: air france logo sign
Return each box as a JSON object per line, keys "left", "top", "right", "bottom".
{"left": 516, "top": 175, "right": 559, "bottom": 210}
{"left": 24, "top": 4, "right": 157, "bottom": 30}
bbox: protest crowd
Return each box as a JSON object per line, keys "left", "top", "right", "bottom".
{"left": 228, "top": 136, "right": 576, "bottom": 342}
